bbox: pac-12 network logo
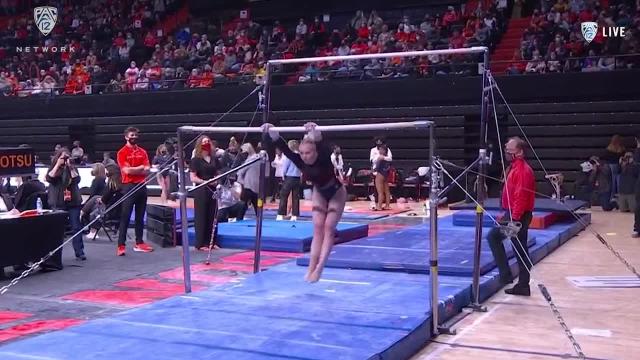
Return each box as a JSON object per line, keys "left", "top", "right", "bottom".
{"left": 34, "top": 6, "right": 58, "bottom": 36}
{"left": 581, "top": 22, "right": 598, "bottom": 43}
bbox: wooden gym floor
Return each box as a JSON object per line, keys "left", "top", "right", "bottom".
{"left": 412, "top": 208, "right": 640, "bottom": 360}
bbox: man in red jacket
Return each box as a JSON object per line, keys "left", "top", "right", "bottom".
{"left": 488, "top": 137, "right": 536, "bottom": 296}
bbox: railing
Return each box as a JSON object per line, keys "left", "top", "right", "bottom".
{"left": 2, "top": 52, "right": 639, "bottom": 98}
{"left": 490, "top": 53, "right": 640, "bottom": 73}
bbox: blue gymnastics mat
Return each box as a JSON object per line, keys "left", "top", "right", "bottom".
{"left": 0, "top": 263, "right": 470, "bottom": 360}
{"left": 297, "top": 217, "right": 536, "bottom": 276}
{"left": 449, "top": 198, "right": 588, "bottom": 212}
{"left": 263, "top": 208, "right": 388, "bottom": 220}
{"left": 187, "top": 219, "right": 368, "bottom": 252}
{"left": 295, "top": 214, "right": 592, "bottom": 277}
{"left": 451, "top": 210, "right": 556, "bottom": 228}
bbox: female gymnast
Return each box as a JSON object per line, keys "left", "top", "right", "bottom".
{"left": 262, "top": 122, "right": 346, "bottom": 283}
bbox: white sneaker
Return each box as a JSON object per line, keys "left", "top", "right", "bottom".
{"left": 276, "top": 215, "right": 284, "bottom": 221}
{"left": 290, "top": 216, "right": 297, "bottom": 221}
{"left": 88, "top": 229, "right": 98, "bottom": 238}
{"left": 632, "top": 232, "right": 640, "bottom": 238}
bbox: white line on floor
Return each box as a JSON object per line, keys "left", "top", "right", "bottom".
{"left": 422, "top": 294, "right": 514, "bottom": 359}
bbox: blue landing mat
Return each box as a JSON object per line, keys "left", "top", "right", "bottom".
{"left": 451, "top": 210, "right": 554, "bottom": 227}
{"left": 295, "top": 214, "right": 591, "bottom": 277}
{"left": 449, "top": 198, "right": 587, "bottom": 212}
{"left": 0, "top": 264, "right": 471, "bottom": 360}
{"left": 297, "top": 219, "right": 536, "bottom": 276}
{"left": 188, "top": 219, "right": 369, "bottom": 252}
{"left": 263, "top": 208, "right": 387, "bottom": 220}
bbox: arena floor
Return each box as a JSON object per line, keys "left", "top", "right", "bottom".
{"left": 0, "top": 199, "right": 637, "bottom": 359}
{"left": 413, "top": 207, "right": 640, "bottom": 360}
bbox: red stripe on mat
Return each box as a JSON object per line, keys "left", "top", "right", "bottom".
{"left": 62, "top": 290, "right": 180, "bottom": 306}
{"left": 0, "top": 319, "right": 84, "bottom": 342}
{"left": 114, "top": 278, "right": 205, "bottom": 292}
{"left": 158, "top": 268, "right": 236, "bottom": 284}
{"left": 367, "top": 224, "right": 409, "bottom": 236}
{"left": 0, "top": 311, "right": 32, "bottom": 325}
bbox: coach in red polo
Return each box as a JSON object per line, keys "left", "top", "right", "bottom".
{"left": 487, "top": 136, "right": 535, "bottom": 296}
{"left": 116, "top": 126, "right": 154, "bottom": 256}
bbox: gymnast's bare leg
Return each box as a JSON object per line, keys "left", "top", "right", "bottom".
{"left": 306, "top": 188, "right": 328, "bottom": 282}
{"left": 307, "top": 185, "right": 347, "bottom": 283}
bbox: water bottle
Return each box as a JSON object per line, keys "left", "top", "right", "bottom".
{"left": 36, "top": 197, "right": 42, "bottom": 212}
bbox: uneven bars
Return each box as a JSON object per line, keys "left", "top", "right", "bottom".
{"left": 268, "top": 47, "right": 488, "bottom": 65}
{"left": 179, "top": 121, "right": 432, "bottom": 134}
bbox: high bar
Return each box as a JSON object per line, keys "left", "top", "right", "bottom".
{"left": 268, "top": 47, "right": 488, "bottom": 65}
{"left": 178, "top": 120, "right": 433, "bottom": 134}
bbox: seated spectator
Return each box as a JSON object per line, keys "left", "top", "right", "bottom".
{"left": 71, "top": 141, "right": 85, "bottom": 165}
{"left": 0, "top": 188, "right": 19, "bottom": 215}
{"left": 588, "top": 156, "right": 616, "bottom": 211}
{"left": 526, "top": 52, "right": 546, "bottom": 73}
{"left": 12, "top": 174, "right": 45, "bottom": 212}
{"left": 546, "top": 51, "right": 562, "bottom": 72}
{"left": 217, "top": 182, "right": 247, "bottom": 223}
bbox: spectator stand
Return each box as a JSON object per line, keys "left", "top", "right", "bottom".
{"left": 492, "top": 0, "right": 640, "bottom": 74}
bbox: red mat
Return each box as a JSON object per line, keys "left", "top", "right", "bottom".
{"left": 0, "top": 319, "right": 83, "bottom": 342}
{"left": 0, "top": 311, "right": 31, "bottom": 325}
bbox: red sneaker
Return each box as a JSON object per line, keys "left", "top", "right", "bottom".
{"left": 133, "top": 243, "right": 154, "bottom": 253}
{"left": 116, "top": 245, "right": 126, "bottom": 256}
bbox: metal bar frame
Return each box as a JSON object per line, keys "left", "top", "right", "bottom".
{"left": 177, "top": 46, "right": 490, "bottom": 338}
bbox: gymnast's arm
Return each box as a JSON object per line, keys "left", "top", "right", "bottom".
{"left": 261, "top": 128, "right": 304, "bottom": 169}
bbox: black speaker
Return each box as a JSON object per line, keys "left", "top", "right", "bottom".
{"left": 145, "top": 204, "right": 176, "bottom": 248}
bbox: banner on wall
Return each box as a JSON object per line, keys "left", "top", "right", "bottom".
{"left": 0, "top": 147, "right": 36, "bottom": 177}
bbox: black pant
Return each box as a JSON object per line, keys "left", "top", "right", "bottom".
{"left": 270, "top": 176, "right": 282, "bottom": 202}
{"left": 278, "top": 176, "right": 300, "bottom": 216}
{"left": 242, "top": 188, "right": 259, "bottom": 216}
{"left": 194, "top": 186, "right": 218, "bottom": 249}
{"left": 634, "top": 194, "right": 640, "bottom": 232}
{"left": 218, "top": 202, "right": 247, "bottom": 222}
{"left": 118, "top": 184, "right": 147, "bottom": 246}
{"left": 487, "top": 211, "right": 533, "bottom": 287}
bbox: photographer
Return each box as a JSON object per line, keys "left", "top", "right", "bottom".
{"left": 46, "top": 148, "right": 86, "bottom": 260}
{"left": 618, "top": 152, "right": 638, "bottom": 212}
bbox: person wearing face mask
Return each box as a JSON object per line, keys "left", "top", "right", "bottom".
{"left": 116, "top": 127, "right": 153, "bottom": 256}
{"left": 47, "top": 148, "right": 86, "bottom": 260}
{"left": 262, "top": 122, "right": 347, "bottom": 283}
{"left": 190, "top": 136, "right": 221, "bottom": 251}
{"left": 487, "top": 136, "right": 536, "bottom": 296}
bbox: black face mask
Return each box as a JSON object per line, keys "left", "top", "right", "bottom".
{"left": 505, "top": 152, "right": 519, "bottom": 163}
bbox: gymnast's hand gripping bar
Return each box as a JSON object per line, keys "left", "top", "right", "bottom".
{"left": 178, "top": 120, "right": 433, "bottom": 134}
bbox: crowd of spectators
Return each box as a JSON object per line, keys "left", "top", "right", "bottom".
{"left": 0, "top": 0, "right": 639, "bottom": 97}
{"left": 0, "top": 0, "right": 183, "bottom": 96}
{"left": 505, "top": 0, "right": 640, "bottom": 74}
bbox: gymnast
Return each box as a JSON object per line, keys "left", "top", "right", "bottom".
{"left": 262, "top": 122, "right": 346, "bottom": 283}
